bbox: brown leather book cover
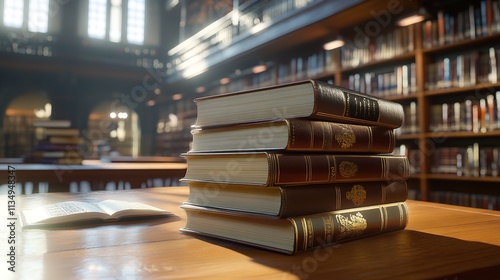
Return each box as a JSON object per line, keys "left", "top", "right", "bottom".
{"left": 270, "top": 153, "right": 409, "bottom": 185}
{"left": 290, "top": 202, "right": 408, "bottom": 253}
{"left": 181, "top": 202, "right": 409, "bottom": 255}
{"left": 190, "top": 119, "right": 395, "bottom": 153}
{"left": 182, "top": 152, "right": 410, "bottom": 186}
{"left": 185, "top": 180, "right": 408, "bottom": 218}
{"left": 278, "top": 180, "right": 407, "bottom": 217}
{"left": 286, "top": 119, "right": 394, "bottom": 153}
{"left": 193, "top": 80, "right": 404, "bottom": 129}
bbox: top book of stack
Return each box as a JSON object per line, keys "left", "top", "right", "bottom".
{"left": 193, "top": 80, "right": 404, "bottom": 129}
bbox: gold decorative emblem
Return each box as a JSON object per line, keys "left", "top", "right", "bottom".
{"left": 346, "top": 185, "right": 367, "bottom": 206}
{"left": 339, "top": 161, "right": 358, "bottom": 178}
{"left": 336, "top": 212, "right": 367, "bottom": 240}
{"left": 335, "top": 124, "right": 356, "bottom": 149}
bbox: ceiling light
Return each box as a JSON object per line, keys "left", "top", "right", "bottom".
{"left": 397, "top": 8, "right": 429, "bottom": 27}
{"left": 323, "top": 38, "right": 344, "bottom": 50}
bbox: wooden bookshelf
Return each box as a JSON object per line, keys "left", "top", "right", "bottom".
{"left": 162, "top": 0, "right": 500, "bottom": 210}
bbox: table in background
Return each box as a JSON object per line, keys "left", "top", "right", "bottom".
{"left": 2, "top": 187, "right": 499, "bottom": 279}
{"left": 0, "top": 161, "right": 187, "bottom": 193}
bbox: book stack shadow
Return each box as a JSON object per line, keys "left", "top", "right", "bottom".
{"left": 180, "top": 80, "right": 410, "bottom": 255}
{"left": 24, "top": 119, "right": 84, "bottom": 164}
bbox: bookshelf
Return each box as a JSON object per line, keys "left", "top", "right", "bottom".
{"left": 162, "top": 0, "right": 500, "bottom": 210}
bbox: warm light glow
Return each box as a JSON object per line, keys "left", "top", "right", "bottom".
{"left": 397, "top": 14, "right": 426, "bottom": 27}
{"left": 172, "top": 93, "right": 183, "bottom": 100}
{"left": 220, "top": 77, "right": 230, "bottom": 85}
{"left": 147, "top": 100, "right": 156, "bottom": 106}
{"left": 323, "top": 39, "right": 345, "bottom": 50}
{"left": 196, "top": 86, "right": 206, "bottom": 93}
{"left": 110, "top": 112, "right": 117, "bottom": 119}
{"left": 252, "top": 65, "right": 267, "bottom": 74}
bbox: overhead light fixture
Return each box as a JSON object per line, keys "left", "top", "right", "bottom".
{"left": 196, "top": 86, "right": 206, "bottom": 93}
{"left": 323, "top": 38, "right": 344, "bottom": 51}
{"left": 252, "top": 64, "right": 267, "bottom": 74}
{"left": 220, "top": 77, "right": 231, "bottom": 85}
{"left": 172, "top": 93, "right": 183, "bottom": 100}
{"left": 397, "top": 8, "right": 429, "bottom": 27}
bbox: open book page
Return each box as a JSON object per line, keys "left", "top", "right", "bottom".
{"left": 96, "top": 200, "right": 171, "bottom": 218}
{"left": 21, "top": 201, "right": 108, "bottom": 226}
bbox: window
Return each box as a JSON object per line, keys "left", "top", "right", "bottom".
{"left": 2, "top": 0, "right": 49, "bottom": 33}
{"left": 88, "top": 0, "right": 107, "bottom": 39}
{"left": 28, "top": 0, "right": 49, "bottom": 33}
{"left": 87, "top": 0, "right": 145, "bottom": 45}
{"left": 127, "top": 0, "right": 144, "bottom": 44}
{"left": 3, "top": 0, "right": 24, "bottom": 28}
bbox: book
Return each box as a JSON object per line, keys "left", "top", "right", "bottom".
{"left": 181, "top": 202, "right": 409, "bottom": 255}
{"left": 182, "top": 152, "right": 410, "bottom": 186}
{"left": 185, "top": 180, "right": 408, "bottom": 217}
{"left": 33, "top": 119, "right": 71, "bottom": 128}
{"left": 193, "top": 80, "right": 404, "bottom": 129}
{"left": 190, "top": 119, "right": 395, "bottom": 153}
{"left": 35, "top": 127, "right": 80, "bottom": 137}
{"left": 20, "top": 200, "right": 172, "bottom": 228}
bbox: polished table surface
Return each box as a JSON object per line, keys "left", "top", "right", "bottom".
{"left": 2, "top": 186, "right": 500, "bottom": 279}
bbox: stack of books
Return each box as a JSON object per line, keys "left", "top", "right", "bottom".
{"left": 24, "top": 119, "right": 84, "bottom": 164}
{"left": 180, "top": 80, "right": 410, "bottom": 254}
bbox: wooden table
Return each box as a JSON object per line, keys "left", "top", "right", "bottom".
{"left": 2, "top": 187, "right": 500, "bottom": 279}
{"left": 0, "top": 162, "right": 187, "bottom": 193}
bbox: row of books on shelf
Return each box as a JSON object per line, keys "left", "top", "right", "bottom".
{"left": 425, "top": 47, "right": 499, "bottom": 91}
{"left": 431, "top": 144, "right": 499, "bottom": 177}
{"left": 342, "top": 63, "right": 417, "bottom": 98}
{"left": 23, "top": 119, "right": 84, "bottom": 164}
{"left": 422, "top": 0, "right": 500, "bottom": 49}
{"left": 429, "top": 93, "right": 500, "bottom": 132}
{"left": 398, "top": 101, "right": 419, "bottom": 135}
{"left": 429, "top": 191, "right": 500, "bottom": 210}
{"left": 181, "top": 80, "right": 410, "bottom": 254}
{"left": 341, "top": 24, "right": 414, "bottom": 68}
{"left": 394, "top": 144, "right": 420, "bottom": 174}
{"left": 277, "top": 49, "right": 337, "bottom": 84}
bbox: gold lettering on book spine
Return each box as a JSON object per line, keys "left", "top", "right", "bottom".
{"left": 322, "top": 215, "right": 334, "bottom": 243}
{"left": 339, "top": 161, "right": 358, "bottom": 178}
{"left": 336, "top": 212, "right": 367, "bottom": 241}
{"left": 328, "top": 155, "right": 337, "bottom": 181}
{"left": 334, "top": 124, "right": 356, "bottom": 149}
{"left": 346, "top": 184, "right": 367, "bottom": 206}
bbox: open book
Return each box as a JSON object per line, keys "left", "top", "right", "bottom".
{"left": 20, "top": 200, "right": 172, "bottom": 228}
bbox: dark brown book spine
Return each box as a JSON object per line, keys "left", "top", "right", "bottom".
{"left": 279, "top": 181, "right": 407, "bottom": 217}
{"left": 269, "top": 154, "right": 409, "bottom": 185}
{"left": 290, "top": 202, "right": 408, "bottom": 253}
{"left": 287, "top": 119, "right": 395, "bottom": 153}
{"left": 311, "top": 80, "right": 404, "bottom": 129}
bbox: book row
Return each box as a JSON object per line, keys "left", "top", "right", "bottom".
{"left": 341, "top": 24, "right": 415, "bottom": 69}
{"left": 431, "top": 144, "right": 499, "bottom": 177}
{"left": 398, "top": 101, "right": 419, "bottom": 135}
{"left": 425, "top": 47, "right": 500, "bottom": 91}
{"left": 276, "top": 49, "right": 337, "bottom": 84}
{"left": 422, "top": 0, "right": 500, "bottom": 49}
{"left": 342, "top": 63, "right": 417, "bottom": 99}
{"left": 429, "top": 92, "right": 500, "bottom": 133}
{"left": 394, "top": 144, "right": 420, "bottom": 174}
